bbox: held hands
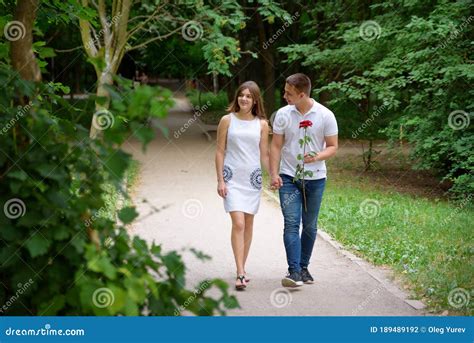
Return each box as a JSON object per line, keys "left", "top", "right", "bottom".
{"left": 217, "top": 180, "right": 228, "bottom": 198}
{"left": 270, "top": 174, "right": 283, "bottom": 190}
{"left": 303, "top": 151, "right": 319, "bottom": 164}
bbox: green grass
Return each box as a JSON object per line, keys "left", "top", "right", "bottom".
{"left": 262, "top": 146, "right": 473, "bottom": 314}
{"left": 319, "top": 177, "right": 473, "bottom": 315}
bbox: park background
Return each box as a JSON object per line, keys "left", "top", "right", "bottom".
{"left": 0, "top": 0, "right": 472, "bottom": 316}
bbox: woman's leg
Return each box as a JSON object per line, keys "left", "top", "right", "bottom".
{"left": 243, "top": 213, "right": 254, "bottom": 267}
{"left": 230, "top": 211, "right": 246, "bottom": 277}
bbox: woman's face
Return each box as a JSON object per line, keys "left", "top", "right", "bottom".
{"left": 237, "top": 88, "right": 254, "bottom": 113}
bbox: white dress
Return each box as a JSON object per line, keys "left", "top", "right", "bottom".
{"left": 223, "top": 113, "right": 262, "bottom": 215}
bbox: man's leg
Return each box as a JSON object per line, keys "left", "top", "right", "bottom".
{"left": 279, "top": 174, "right": 302, "bottom": 273}
{"left": 300, "top": 178, "right": 326, "bottom": 269}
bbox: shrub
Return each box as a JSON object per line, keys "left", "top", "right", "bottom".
{"left": 0, "top": 68, "right": 238, "bottom": 315}
{"left": 187, "top": 90, "right": 229, "bottom": 125}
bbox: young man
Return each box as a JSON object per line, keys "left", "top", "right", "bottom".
{"left": 270, "top": 73, "right": 338, "bottom": 287}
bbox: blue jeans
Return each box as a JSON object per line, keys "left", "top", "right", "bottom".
{"left": 279, "top": 174, "right": 326, "bottom": 273}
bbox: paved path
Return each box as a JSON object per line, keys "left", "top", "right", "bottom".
{"left": 125, "top": 106, "right": 425, "bottom": 316}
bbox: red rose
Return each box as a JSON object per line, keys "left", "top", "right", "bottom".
{"left": 299, "top": 120, "right": 313, "bottom": 128}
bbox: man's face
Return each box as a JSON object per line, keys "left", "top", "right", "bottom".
{"left": 283, "top": 83, "right": 304, "bottom": 105}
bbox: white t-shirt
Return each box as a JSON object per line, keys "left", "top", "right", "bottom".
{"left": 272, "top": 99, "right": 338, "bottom": 180}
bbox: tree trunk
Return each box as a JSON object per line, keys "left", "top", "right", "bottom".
{"left": 255, "top": 12, "right": 275, "bottom": 117}
{"left": 9, "top": 0, "right": 41, "bottom": 83}
{"left": 366, "top": 139, "right": 373, "bottom": 171}
{"left": 361, "top": 94, "right": 374, "bottom": 171}
{"left": 237, "top": 26, "right": 247, "bottom": 86}
{"left": 79, "top": 0, "right": 131, "bottom": 138}
{"left": 212, "top": 72, "right": 219, "bottom": 94}
{"left": 90, "top": 70, "right": 113, "bottom": 138}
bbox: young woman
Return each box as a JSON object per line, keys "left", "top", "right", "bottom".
{"left": 215, "top": 81, "right": 269, "bottom": 290}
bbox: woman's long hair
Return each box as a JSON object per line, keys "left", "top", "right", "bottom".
{"left": 227, "top": 81, "right": 266, "bottom": 120}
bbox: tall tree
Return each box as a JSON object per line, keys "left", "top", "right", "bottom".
{"left": 76, "top": 0, "right": 246, "bottom": 137}
{"left": 281, "top": 0, "right": 473, "bottom": 196}
{"left": 0, "top": 0, "right": 239, "bottom": 316}
{"left": 9, "top": 0, "right": 41, "bottom": 83}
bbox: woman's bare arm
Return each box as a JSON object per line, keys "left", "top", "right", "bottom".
{"left": 215, "top": 115, "right": 230, "bottom": 197}
{"left": 260, "top": 119, "right": 270, "bottom": 173}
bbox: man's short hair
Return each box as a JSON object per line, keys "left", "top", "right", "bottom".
{"left": 286, "top": 73, "right": 311, "bottom": 95}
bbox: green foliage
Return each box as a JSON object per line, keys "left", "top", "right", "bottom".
{"left": 128, "top": 0, "right": 248, "bottom": 77}
{"left": 0, "top": 67, "right": 238, "bottom": 315}
{"left": 130, "top": 1, "right": 288, "bottom": 77}
{"left": 187, "top": 89, "right": 229, "bottom": 125}
{"left": 281, "top": 0, "right": 473, "bottom": 197}
{"left": 136, "top": 37, "right": 206, "bottom": 79}
{"left": 202, "top": 32, "right": 245, "bottom": 76}
{"left": 187, "top": 89, "right": 228, "bottom": 112}
{"left": 320, "top": 177, "right": 473, "bottom": 315}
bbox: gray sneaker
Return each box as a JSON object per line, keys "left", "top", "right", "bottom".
{"left": 281, "top": 271, "right": 304, "bottom": 287}
{"left": 301, "top": 268, "right": 314, "bottom": 284}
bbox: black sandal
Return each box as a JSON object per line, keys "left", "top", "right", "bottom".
{"left": 235, "top": 275, "right": 247, "bottom": 290}
{"left": 240, "top": 270, "right": 250, "bottom": 283}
